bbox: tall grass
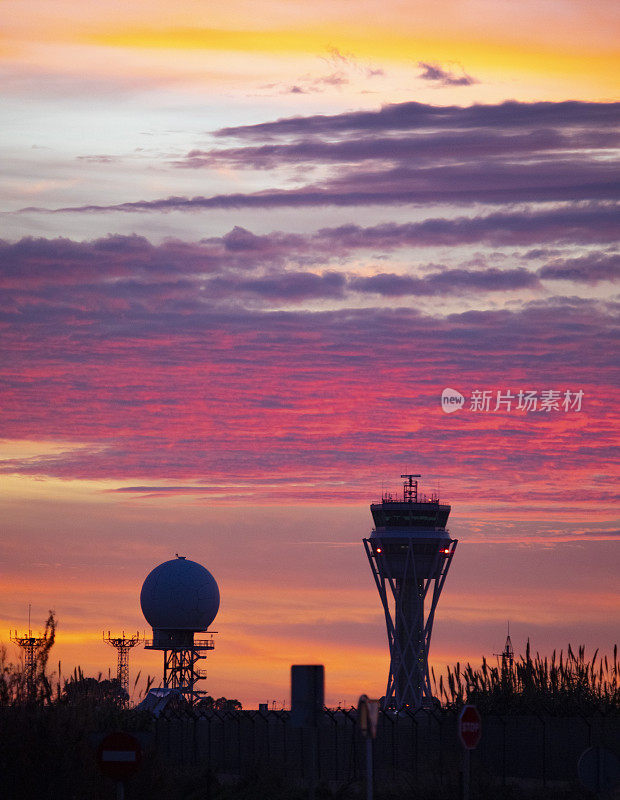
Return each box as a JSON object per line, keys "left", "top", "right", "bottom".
{"left": 432, "top": 642, "right": 619, "bottom": 713}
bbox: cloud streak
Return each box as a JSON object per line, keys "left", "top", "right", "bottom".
{"left": 21, "top": 163, "right": 618, "bottom": 213}
{"left": 14, "top": 100, "right": 618, "bottom": 214}
{"left": 214, "top": 100, "right": 620, "bottom": 138}
{"left": 180, "top": 129, "right": 615, "bottom": 169}
{"left": 3, "top": 205, "right": 618, "bottom": 293}
{"left": 417, "top": 61, "right": 477, "bottom": 86}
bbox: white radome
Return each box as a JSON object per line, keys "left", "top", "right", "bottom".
{"left": 140, "top": 556, "right": 220, "bottom": 631}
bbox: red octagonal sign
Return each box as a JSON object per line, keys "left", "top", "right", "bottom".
{"left": 458, "top": 704, "right": 482, "bottom": 750}
{"left": 97, "top": 731, "right": 142, "bottom": 781}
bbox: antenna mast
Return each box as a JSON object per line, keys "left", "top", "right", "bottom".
{"left": 401, "top": 473, "right": 421, "bottom": 503}
{"left": 10, "top": 607, "right": 46, "bottom": 701}
{"left": 494, "top": 623, "right": 515, "bottom": 671}
{"left": 103, "top": 631, "right": 142, "bottom": 701}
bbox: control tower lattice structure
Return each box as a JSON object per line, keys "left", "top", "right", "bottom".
{"left": 364, "top": 475, "right": 457, "bottom": 710}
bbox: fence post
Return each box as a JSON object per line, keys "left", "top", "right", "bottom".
{"left": 429, "top": 706, "right": 445, "bottom": 784}
{"left": 207, "top": 713, "right": 212, "bottom": 770}
{"left": 248, "top": 710, "right": 256, "bottom": 768}
{"left": 366, "top": 736, "right": 373, "bottom": 800}
{"left": 500, "top": 713, "right": 507, "bottom": 787}
{"left": 411, "top": 709, "right": 419, "bottom": 781}
{"left": 279, "top": 711, "right": 289, "bottom": 778}
{"left": 530, "top": 707, "right": 547, "bottom": 789}
{"left": 341, "top": 706, "right": 358, "bottom": 781}
{"left": 236, "top": 712, "right": 242, "bottom": 772}
{"left": 391, "top": 711, "right": 396, "bottom": 780}
{"left": 325, "top": 708, "right": 338, "bottom": 782}
{"left": 310, "top": 726, "right": 318, "bottom": 800}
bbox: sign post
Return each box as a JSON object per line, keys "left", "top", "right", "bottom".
{"left": 457, "top": 705, "right": 481, "bottom": 800}
{"left": 358, "top": 695, "right": 380, "bottom": 800}
{"left": 97, "top": 731, "right": 142, "bottom": 800}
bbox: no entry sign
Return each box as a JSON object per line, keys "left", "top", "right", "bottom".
{"left": 97, "top": 731, "right": 142, "bottom": 781}
{"left": 458, "top": 705, "right": 482, "bottom": 750}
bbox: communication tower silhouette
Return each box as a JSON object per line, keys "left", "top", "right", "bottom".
{"left": 141, "top": 555, "right": 219, "bottom": 705}
{"left": 103, "top": 630, "right": 142, "bottom": 698}
{"left": 10, "top": 606, "right": 45, "bottom": 700}
{"left": 495, "top": 624, "right": 515, "bottom": 671}
{"left": 10, "top": 630, "right": 45, "bottom": 698}
{"left": 364, "top": 474, "right": 457, "bottom": 710}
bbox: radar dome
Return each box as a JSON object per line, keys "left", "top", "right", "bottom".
{"left": 140, "top": 556, "right": 220, "bottom": 632}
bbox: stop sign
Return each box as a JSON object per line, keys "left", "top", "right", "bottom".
{"left": 458, "top": 705, "right": 482, "bottom": 750}
{"left": 97, "top": 731, "right": 142, "bottom": 781}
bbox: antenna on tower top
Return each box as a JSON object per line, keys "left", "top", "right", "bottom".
{"left": 400, "top": 473, "right": 421, "bottom": 503}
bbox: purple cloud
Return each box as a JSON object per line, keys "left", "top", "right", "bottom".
{"left": 539, "top": 252, "right": 620, "bottom": 283}
{"left": 350, "top": 267, "right": 538, "bottom": 296}
{"left": 24, "top": 158, "right": 617, "bottom": 214}
{"left": 179, "top": 128, "right": 616, "bottom": 170}
{"left": 417, "top": 62, "right": 477, "bottom": 87}
{"left": 15, "top": 100, "right": 618, "bottom": 215}
{"left": 214, "top": 100, "right": 619, "bottom": 139}
{"left": 206, "top": 270, "right": 347, "bottom": 301}
{"left": 2, "top": 207, "right": 617, "bottom": 298}
{"left": 310, "top": 205, "right": 619, "bottom": 249}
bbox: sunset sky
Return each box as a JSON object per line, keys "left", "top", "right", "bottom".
{"left": 1, "top": 0, "right": 618, "bottom": 707}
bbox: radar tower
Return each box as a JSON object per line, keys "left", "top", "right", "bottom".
{"left": 141, "top": 555, "right": 219, "bottom": 706}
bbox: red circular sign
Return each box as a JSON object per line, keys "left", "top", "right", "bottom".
{"left": 458, "top": 705, "right": 482, "bottom": 750}
{"left": 97, "top": 731, "right": 142, "bottom": 781}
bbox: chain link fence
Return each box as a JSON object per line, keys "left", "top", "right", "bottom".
{"left": 152, "top": 706, "right": 620, "bottom": 790}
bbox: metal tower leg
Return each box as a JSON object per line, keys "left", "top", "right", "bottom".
{"left": 364, "top": 538, "right": 457, "bottom": 709}
{"left": 163, "top": 647, "right": 208, "bottom": 706}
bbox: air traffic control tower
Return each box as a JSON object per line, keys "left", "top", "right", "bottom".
{"left": 364, "top": 475, "right": 457, "bottom": 710}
